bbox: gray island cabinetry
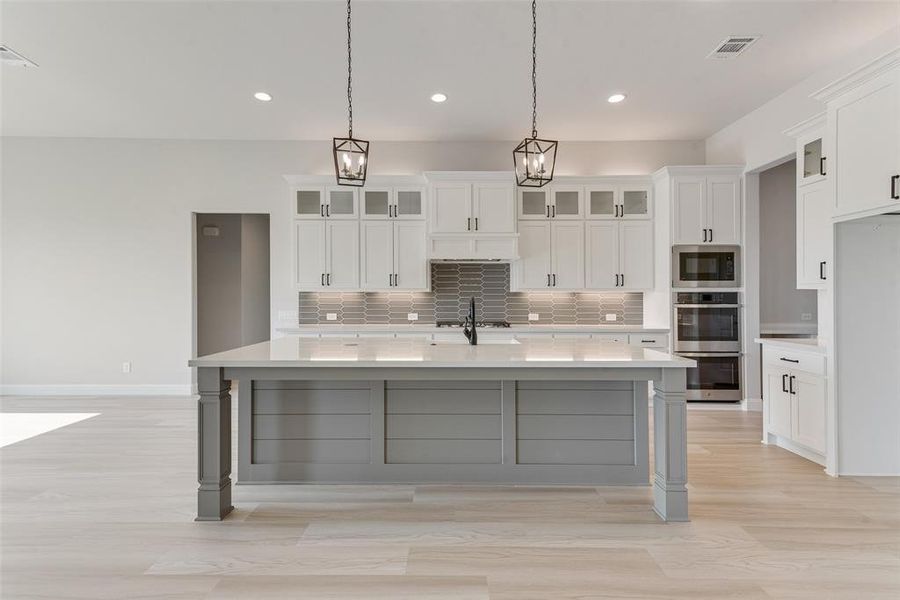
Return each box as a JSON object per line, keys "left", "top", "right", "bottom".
{"left": 189, "top": 337, "right": 694, "bottom": 522}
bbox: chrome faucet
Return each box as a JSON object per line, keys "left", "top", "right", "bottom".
{"left": 463, "top": 297, "right": 478, "bottom": 345}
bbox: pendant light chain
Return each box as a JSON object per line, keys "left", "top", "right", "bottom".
{"left": 531, "top": 0, "right": 537, "bottom": 139}
{"left": 346, "top": 0, "right": 353, "bottom": 138}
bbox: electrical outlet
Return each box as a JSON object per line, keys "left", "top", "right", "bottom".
{"left": 605, "top": 313, "right": 617, "bottom": 322}
{"left": 326, "top": 313, "right": 338, "bottom": 321}
{"left": 407, "top": 313, "right": 419, "bottom": 321}
{"left": 528, "top": 313, "right": 540, "bottom": 322}
{"left": 122, "top": 361, "right": 132, "bottom": 374}
{"left": 278, "top": 310, "right": 298, "bottom": 322}
{"left": 801, "top": 313, "right": 812, "bottom": 321}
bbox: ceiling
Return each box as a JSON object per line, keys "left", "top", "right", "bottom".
{"left": 2, "top": 1, "right": 897, "bottom": 141}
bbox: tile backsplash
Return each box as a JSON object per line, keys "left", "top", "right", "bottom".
{"left": 298, "top": 264, "right": 643, "bottom": 325}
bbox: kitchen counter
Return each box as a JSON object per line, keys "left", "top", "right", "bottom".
{"left": 190, "top": 338, "right": 692, "bottom": 523}
{"left": 277, "top": 324, "right": 669, "bottom": 335}
{"left": 754, "top": 337, "right": 827, "bottom": 355}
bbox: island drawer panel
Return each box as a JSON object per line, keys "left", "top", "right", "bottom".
{"left": 517, "top": 390, "right": 634, "bottom": 415}
{"left": 387, "top": 415, "right": 501, "bottom": 439}
{"left": 253, "top": 439, "right": 371, "bottom": 464}
{"left": 253, "top": 414, "right": 371, "bottom": 440}
{"left": 252, "top": 389, "right": 371, "bottom": 415}
{"left": 385, "top": 391, "right": 501, "bottom": 415}
{"left": 517, "top": 440, "right": 634, "bottom": 465}
{"left": 386, "top": 440, "right": 501, "bottom": 464}
{"left": 517, "top": 415, "right": 634, "bottom": 440}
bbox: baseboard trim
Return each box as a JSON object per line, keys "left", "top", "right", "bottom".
{"left": 768, "top": 433, "right": 826, "bottom": 467}
{"left": 741, "top": 398, "right": 763, "bottom": 412}
{"left": 0, "top": 384, "right": 194, "bottom": 397}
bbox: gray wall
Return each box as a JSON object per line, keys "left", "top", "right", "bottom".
{"left": 196, "top": 213, "right": 270, "bottom": 357}
{"left": 758, "top": 160, "right": 817, "bottom": 334}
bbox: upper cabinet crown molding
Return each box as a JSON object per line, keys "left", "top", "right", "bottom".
{"left": 811, "top": 47, "right": 900, "bottom": 104}
{"left": 285, "top": 174, "right": 427, "bottom": 187}
{"left": 782, "top": 112, "right": 826, "bottom": 138}
{"left": 652, "top": 165, "right": 744, "bottom": 181}
{"left": 424, "top": 171, "right": 514, "bottom": 182}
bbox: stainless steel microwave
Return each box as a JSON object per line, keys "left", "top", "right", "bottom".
{"left": 672, "top": 245, "right": 740, "bottom": 288}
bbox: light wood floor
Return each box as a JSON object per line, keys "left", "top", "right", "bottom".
{"left": 1, "top": 395, "right": 898, "bottom": 599}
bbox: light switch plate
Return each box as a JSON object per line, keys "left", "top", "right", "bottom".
{"left": 326, "top": 313, "right": 338, "bottom": 321}
{"left": 605, "top": 313, "right": 617, "bottom": 322}
{"left": 278, "top": 310, "right": 298, "bottom": 322}
{"left": 801, "top": 313, "right": 812, "bottom": 321}
{"left": 408, "top": 313, "right": 419, "bottom": 321}
{"left": 528, "top": 313, "right": 540, "bottom": 321}
{"left": 122, "top": 361, "right": 132, "bottom": 374}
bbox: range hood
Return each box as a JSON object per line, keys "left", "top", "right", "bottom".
{"left": 428, "top": 233, "right": 519, "bottom": 262}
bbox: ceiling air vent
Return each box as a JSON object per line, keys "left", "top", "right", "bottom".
{"left": 0, "top": 45, "right": 38, "bottom": 68}
{"left": 707, "top": 36, "right": 759, "bottom": 59}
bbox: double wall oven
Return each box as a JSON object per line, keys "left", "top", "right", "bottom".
{"left": 674, "top": 291, "right": 743, "bottom": 402}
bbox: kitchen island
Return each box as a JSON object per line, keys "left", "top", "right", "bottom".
{"left": 189, "top": 336, "right": 694, "bottom": 522}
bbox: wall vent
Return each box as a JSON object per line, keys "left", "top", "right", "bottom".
{"left": 0, "top": 45, "right": 38, "bottom": 68}
{"left": 707, "top": 36, "right": 759, "bottom": 59}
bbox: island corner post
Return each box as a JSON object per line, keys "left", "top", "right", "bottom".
{"left": 195, "top": 363, "right": 689, "bottom": 523}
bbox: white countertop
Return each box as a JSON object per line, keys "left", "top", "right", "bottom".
{"left": 277, "top": 324, "right": 669, "bottom": 335}
{"left": 190, "top": 337, "right": 694, "bottom": 369}
{"left": 754, "top": 337, "right": 827, "bottom": 355}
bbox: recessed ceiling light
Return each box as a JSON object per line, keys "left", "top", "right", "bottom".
{"left": 431, "top": 93, "right": 447, "bottom": 103}
{"left": 254, "top": 92, "right": 272, "bottom": 102}
{"left": 607, "top": 93, "right": 626, "bottom": 104}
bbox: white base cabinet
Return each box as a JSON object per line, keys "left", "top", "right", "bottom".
{"left": 762, "top": 345, "right": 826, "bottom": 460}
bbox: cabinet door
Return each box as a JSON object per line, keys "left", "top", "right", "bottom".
{"left": 394, "top": 222, "right": 428, "bottom": 290}
{"left": 517, "top": 221, "right": 552, "bottom": 289}
{"left": 395, "top": 188, "right": 425, "bottom": 219}
{"left": 798, "top": 134, "right": 826, "bottom": 186}
{"left": 550, "top": 186, "right": 583, "bottom": 219}
{"left": 432, "top": 183, "right": 471, "bottom": 233}
{"left": 551, "top": 222, "right": 584, "bottom": 289}
{"left": 325, "top": 187, "right": 358, "bottom": 219}
{"left": 833, "top": 69, "right": 900, "bottom": 219}
{"left": 792, "top": 372, "right": 826, "bottom": 454}
{"left": 295, "top": 188, "right": 325, "bottom": 219}
{"left": 621, "top": 185, "right": 652, "bottom": 219}
{"left": 585, "top": 221, "right": 619, "bottom": 289}
{"left": 706, "top": 177, "right": 741, "bottom": 244}
{"left": 362, "top": 189, "right": 392, "bottom": 219}
{"left": 619, "top": 221, "right": 654, "bottom": 290}
{"left": 360, "top": 221, "right": 394, "bottom": 289}
{"left": 796, "top": 181, "right": 830, "bottom": 289}
{"left": 473, "top": 183, "right": 515, "bottom": 233}
{"left": 673, "top": 177, "right": 705, "bottom": 244}
{"left": 518, "top": 188, "right": 550, "bottom": 220}
{"left": 294, "top": 221, "right": 326, "bottom": 288}
{"left": 766, "top": 371, "right": 792, "bottom": 438}
{"left": 325, "top": 221, "right": 359, "bottom": 289}
{"left": 586, "top": 185, "right": 617, "bottom": 219}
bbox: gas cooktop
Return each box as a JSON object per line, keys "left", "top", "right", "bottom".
{"left": 435, "top": 320, "right": 511, "bottom": 328}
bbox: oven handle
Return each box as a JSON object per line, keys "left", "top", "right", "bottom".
{"left": 675, "top": 352, "right": 742, "bottom": 357}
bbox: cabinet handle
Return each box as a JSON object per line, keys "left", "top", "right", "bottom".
{"left": 620, "top": 273, "right": 625, "bottom": 287}
{"left": 546, "top": 205, "right": 550, "bottom": 218}
{"left": 820, "top": 261, "right": 826, "bottom": 280}
{"left": 708, "top": 228, "right": 713, "bottom": 243}
{"left": 389, "top": 274, "right": 393, "bottom": 287}
{"left": 782, "top": 373, "right": 788, "bottom": 393}
{"left": 394, "top": 273, "right": 398, "bottom": 287}
{"left": 327, "top": 273, "right": 331, "bottom": 286}
{"left": 551, "top": 205, "right": 556, "bottom": 218}
{"left": 702, "top": 228, "right": 707, "bottom": 242}
{"left": 326, "top": 205, "right": 330, "bottom": 217}
{"left": 320, "top": 204, "right": 325, "bottom": 217}
{"left": 552, "top": 273, "right": 557, "bottom": 287}
{"left": 389, "top": 205, "right": 393, "bottom": 218}
{"left": 641, "top": 339, "right": 655, "bottom": 343}
{"left": 789, "top": 375, "right": 796, "bottom": 395}
{"left": 892, "top": 175, "right": 899, "bottom": 200}
{"left": 467, "top": 217, "right": 471, "bottom": 231}
{"left": 779, "top": 357, "right": 800, "bottom": 364}
{"left": 475, "top": 217, "right": 479, "bottom": 231}
{"left": 819, "top": 157, "right": 826, "bottom": 177}
{"left": 547, "top": 274, "right": 551, "bottom": 287}
{"left": 321, "top": 273, "right": 325, "bottom": 286}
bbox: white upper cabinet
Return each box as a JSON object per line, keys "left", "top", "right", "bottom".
{"left": 361, "top": 221, "right": 427, "bottom": 290}
{"left": 671, "top": 173, "right": 740, "bottom": 245}
{"left": 518, "top": 188, "right": 551, "bottom": 219}
{"left": 362, "top": 188, "right": 425, "bottom": 220}
{"left": 295, "top": 220, "right": 358, "bottom": 290}
{"left": 360, "top": 221, "right": 394, "bottom": 289}
{"left": 585, "top": 221, "right": 653, "bottom": 290}
{"left": 550, "top": 222, "right": 585, "bottom": 289}
{"left": 517, "top": 221, "right": 553, "bottom": 289}
{"left": 472, "top": 183, "right": 516, "bottom": 232}
{"left": 393, "top": 222, "right": 428, "bottom": 289}
{"left": 587, "top": 184, "right": 652, "bottom": 220}
{"left": 820, "top": 62, "right": 900, "bottom": 221}
{"left": 796, "top": 180, "right": 831, "bottom": 289}
{"left": 294, "top": 221, "right": 327, "bottom": 288}
{"left": 431, "top": 183, "right": 472, "bottom": 233}
{"left": 294, "top": 187, "right": 358, "bottom": 219}
{"left": 516, "top": 221, "right": 583, "bottom": 290}
{"left": 799, "top": 134, "right": 826, "bottom": 187}
{"left": 550, "top": 186, "right": 583, "bottom": 220}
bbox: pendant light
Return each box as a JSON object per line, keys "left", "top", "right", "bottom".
{"left": 513, "top": 0, "right": 557, "bottom": 187}
{"left": 333, "top": 0, "right": 369, "bottom": 187}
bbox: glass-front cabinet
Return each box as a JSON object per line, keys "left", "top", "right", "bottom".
{"left": 518, "top": 188, "right": 550, "bottom": 219}
{"left": 790, "top": 116, "right": 827, "bottom": 187}
{"left": 586, "top": 184, "right": 651, "bottom": 219}
{"left": 293, "top": 187, "right": 358, "bottom": 219}
{"left": 362, "top": 188, "right": 424, "bottom": 220}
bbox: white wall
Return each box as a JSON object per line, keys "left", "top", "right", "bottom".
{"left": 0, "top": 137, "right": 703, "bottom": 392}
{"left": 758, "top": 160, "right": 817, "bottom": 334}
{"left": 705, "top": 27, "right": 900, "bottom": 171}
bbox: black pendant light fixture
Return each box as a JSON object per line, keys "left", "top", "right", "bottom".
{"left": 513, "top": 0, "right": 557, "bottom": 187}
{"left": 333, "top": 0, "right": 369, "bottom": 187}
